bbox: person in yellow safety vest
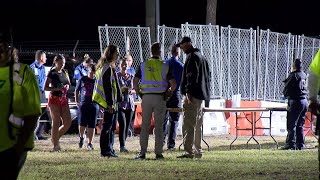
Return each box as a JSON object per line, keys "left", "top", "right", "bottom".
{"left": 0, "top": 34, "right": 41, "bottom": 179}
{"left": 133, "top": 42, "right": 177, "bottom": 160}
{"left": 93, "top": 44, "right": 122, "bottom": 158}
{"left": 307, "top": 48, "right": 320, "bottom": 168}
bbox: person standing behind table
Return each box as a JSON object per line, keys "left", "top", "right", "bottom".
{"left": 117, "top": 58, "right": 136, "bottom": 153}
{"left": 92, "top": 45, "right": 122, "bottom": 158}
{"left": 75, "top": 64, "right": 99, "bottom": 150}
{"left": 176, "top": 36, "right": 210, "bottom": 159}
{"left": 133, "top": 42, "right": 176, "bottom": 160}
{"left": 30, "top": 50, "right": 50, "bottom": 140}
{"left": 44, "top": 55, "right": 72, "bottom": 152}
{"left": 282, "top": 59, "right": 308, "bottom": 150}
{"left": 163, "top": 44, "right": 184, "bottom": 150}
{"left": 0, "top": 36, "right": 41, "bottom": 180}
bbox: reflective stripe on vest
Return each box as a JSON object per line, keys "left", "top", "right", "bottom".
{"left": 10, "top": 63, "right": 25, "bottom": 127}
{"left": 140, "top": 59, "right": 168, "bottom": 93}
{"left": 13, "top": 63, "right": 23, "bottom": 85}
{"left": 9, "top": 114, "right": 24, "bottom": 128}
{"left": 92, "top": 63, "right": 117, "bottom": 109}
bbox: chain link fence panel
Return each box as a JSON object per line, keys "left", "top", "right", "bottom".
{"left": 181, "top": 23, "right": 221, "bottom": 99}
{"left": 257, "top": 30, "right": 295, "bottom": 102}
{"left": 220, "top": 26, "right": 257, "bottom": 100}
{"left": 98, "top": 25, "right": 151, "bottom": 70}
{"left": 157, "top": 25, "right": 182, "bottom": 60}
{"left": 296, "top": 35, "right": 320, "bottom": 73}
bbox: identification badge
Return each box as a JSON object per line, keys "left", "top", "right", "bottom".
{"left": 34, "top": 68, "right": 39, "bottom": 75}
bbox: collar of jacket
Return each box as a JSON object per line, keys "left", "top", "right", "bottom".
{"left": 185, "top": 47, "right": 200, "bottom": 54}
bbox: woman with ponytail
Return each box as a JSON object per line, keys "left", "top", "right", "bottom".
{"left": 44, "top": 55, "right": 71, "bottom": 151}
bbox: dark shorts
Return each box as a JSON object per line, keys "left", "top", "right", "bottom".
{"left": 78, "top": 102, "right": 99, "bottom": 128}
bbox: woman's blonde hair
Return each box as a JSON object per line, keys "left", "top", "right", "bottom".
{"left": 96, "top": 44, "right": 118, "bottom": 69}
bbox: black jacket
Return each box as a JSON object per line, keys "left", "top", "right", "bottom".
{"left": 181, "top": 48, "right": 210, "bottom": 101}
{"left": 283, "top": 70, "right": 308, "bottom": 100}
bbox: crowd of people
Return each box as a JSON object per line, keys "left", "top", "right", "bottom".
{"left": 1, "top": 32, "right": 319, "bottom": 179}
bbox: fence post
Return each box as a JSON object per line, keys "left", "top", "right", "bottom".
{"left": 161, "top": 25, "right": 165, "bottom": 59}
{"left": 237, "top": 28, "right": 240, "bottom": 95}
{"left": 227, "top": 25, "right": 231, "bottom": 99}
{"left": 273, "top": 33, "right": 279, "bottom": 100}
{"left": 137, "top": 25, "right": 144, "bottom": 62}
{"left": 263, "top": 29, "right": 270, "bottom": 101}
{"left": 123, "top": 27, "right": 128, "bottom": 54}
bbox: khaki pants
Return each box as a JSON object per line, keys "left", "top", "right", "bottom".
{"left": 182, "top": 97, "right": 204, "bottom": 154}
{"left": 140, "top": 94, "right": 166, "bottom": 155}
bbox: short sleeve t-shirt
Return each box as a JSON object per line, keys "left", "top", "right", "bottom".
{"left": 75, "top": 76, "right": 95, "bottom": 104}
{"left": 47, "top": 69, "right": 69, "bottom": 96}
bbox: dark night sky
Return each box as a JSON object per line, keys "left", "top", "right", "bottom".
{"left": 1, "top": 0, "right": 319, "bottom": 42}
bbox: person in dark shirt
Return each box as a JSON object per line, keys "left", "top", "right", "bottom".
{"left": 282, "top": 59, "right": 308, "bottom": 150}
{"left": 163, "top": 45, "right": 184, "bottom": 150}
{"left": 176, "top": 36, "right": 210, "bottom": 159}
{"left": 75, "top": 64, "right": 99, "bottom": 150}
{"left": 44, "top": 55, "right": 72, "bottom": 151}
{"left": 94, "top": 45, "right": 122, "bottom": 158}
{"left": 117, "top": 58, "right": 136, "bottom": 152}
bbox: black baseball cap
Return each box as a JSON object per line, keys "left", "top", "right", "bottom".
{"left": 294, "top": 58, "right": 302, "bottom": 69}
{"left": 176, "top": 36, "right": 192, "bottom": 47}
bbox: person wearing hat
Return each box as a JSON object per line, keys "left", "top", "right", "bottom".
{"left": 0, "top": 33, "right": 41, "bottom": 179}
{"left": 176, "top": 36, "right": 210, "bottom": 159}
{"left": 133, "top": 42, "right": 176, "bottom": 160}
{"left": 282, "top": 59, "right": 308, "bottom": 150}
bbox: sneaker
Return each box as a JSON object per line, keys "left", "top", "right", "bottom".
{"left": 177, "top": 153, "right": 193, "bottom": 159}
{"left": 134, "top": 153, "right": 146, "bottom": 160}
{"left": 280, "top": 145, "right": 296, "bottom": 150}
{"left": 79, "top": 137, "right": 84, "bottom": 148}
{"left": 101, "top": 152, "right": 118, "bottom": 158}
{"left": 120, "top": 147, "right": 129, "bottom": 153}
{"left": 37, "top": 136, "right": 48, "bottom": 140}
{"left": 167, "top": 147, "right": 176, "bottom": 151}
{"left": 194, "top": 153, "right": 202, "bottom": 159}
{"left": 87, "top": 143, "right": 94, "bottom": 150}
{"left": 297, "top": 145, "right": 305, "bottom": 150}
{"left": 156, "top": 154, "right": 164, "bottom": 160}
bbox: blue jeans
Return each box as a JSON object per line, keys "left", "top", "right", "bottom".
{"left": 100, "top": 111, "right": 117, "bottom": 156}
{"left": 163, "top": 91, "right": 182, "bottom": 149}
{"left": 286, "top": 98, "right": 308, "bottom": 148}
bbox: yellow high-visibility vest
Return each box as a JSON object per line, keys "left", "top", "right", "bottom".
{"left": 309, "top": 49, "right": 320, "bottom": 77}
{"left": 92, "top": 63, "right": 118, "bottom": 109}
{"left": 0, "top": 63, "right": 41, "bottom": 152}
{"left": 140, "top": 58, "right": 168, "bottom": 94}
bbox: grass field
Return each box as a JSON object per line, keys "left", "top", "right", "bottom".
{"left": 19, "top": 134, "right": 319, "bottom": 180}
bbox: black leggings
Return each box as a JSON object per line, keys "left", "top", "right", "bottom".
{"left": 118, "top": 109, "right": 134, "bottom": 147}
